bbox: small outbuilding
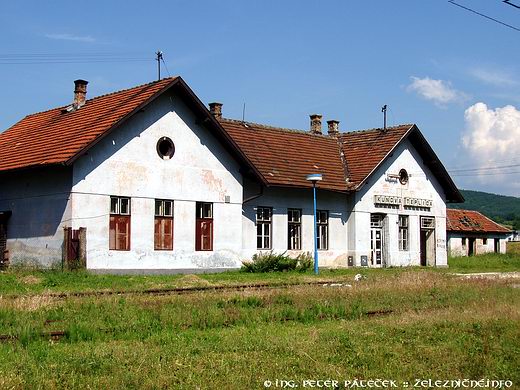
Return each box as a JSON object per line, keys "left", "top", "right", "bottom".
{"left": 446, "top": 209, "right": 511, "bottom": 256}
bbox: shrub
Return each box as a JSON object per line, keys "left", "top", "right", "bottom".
{"left": 240, "top": 251, "right": 313, "bottom": 273}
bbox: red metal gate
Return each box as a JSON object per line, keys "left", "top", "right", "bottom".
{"left": 64, "top": 227, "right": 86, "bottom": 269}
{"left": 65, "top": 228, "right": 80, "bottom": 262}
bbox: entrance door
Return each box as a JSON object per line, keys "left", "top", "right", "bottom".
{"left": 371, "top": 228, "right": 383, "bottom": 266}
{"left": 420, "top": 217, "right": 436, "bottom": 266}
{"left": 468, "top": 238, "right": 475, "bottom": 256}
{"left": 420, "top": 230, "right": 427, "bottom": 266}
{"left": 494, "top": 238, "right": 500, "bottom": 253}
{"left": 370, "top": 214, "right": 384, "bottom": 267}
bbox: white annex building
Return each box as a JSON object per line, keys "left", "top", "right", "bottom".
{"left": 446, "top": 209, "right": 510, "bottom": 256}
{"left": 0, "top": 77, "right": 464, "bottom": 272}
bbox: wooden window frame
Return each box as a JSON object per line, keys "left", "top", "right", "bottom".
{"left": 109, "top": 196, "right": 131, "bottom": 251}
{"left": 256, "top": 207, "right": 272, "bottom": 250}
{"left": 398, "top": 215, "right": 409, "bottom": 251}
{"left": 287, "top": 208, "right": 302, "bottom": 250}
{"left": 317, "top": 210, "right": 328, "bottom": 251}
{"left": 155, "top": 199, "right": 174, "bottom": 251}
{"left": 196, "top": 202, "right": 213, "bottom": 251}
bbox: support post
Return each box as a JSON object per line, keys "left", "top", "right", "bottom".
{"left": 78, "top": 227, "right": 87, "bottom": 269}
{"left": 313, "top": 182, "right": 319, "bottom": 275}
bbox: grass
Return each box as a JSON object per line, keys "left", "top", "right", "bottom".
{"left": 0, "top": 266, "right": 401, "bottom": 296}
{"left": 447, "top": 252, "right": 520, "bottom": 273}
{"left": 0, "top": 269, "right": 519, "bottom": 388}
{"left": 0, "top": 253, "right": 518, "bottom": 297}
{"left": 507, "top": 241, "right": 520, "bottom": 255}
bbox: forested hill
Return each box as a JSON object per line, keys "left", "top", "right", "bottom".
{"left": 450, "top": 190, "right": 520, "bottom": 229}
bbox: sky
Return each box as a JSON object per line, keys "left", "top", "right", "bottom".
{"left": 0, "top": 0, "right": 519, "bottom": 197}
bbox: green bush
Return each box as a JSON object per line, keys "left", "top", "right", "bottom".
{"left": 241, "top": 251, "right": 313, "bottom": 273}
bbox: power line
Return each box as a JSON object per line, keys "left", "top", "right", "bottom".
{"left": 0, "top": 52, "right": 153, "bottom": 65}
{"left": 447, "top": 156, "right": 520, "bottom": 169}
{"left": 503, "top": 0, "right": 520, "bottom": 10}
{"left": 449, "top": 163, "right": 520, "bottom": 173}
{"left": 0, "top": 59, "right": 151, "bottom": 65}
{"left": 161, "top": 57, "right": 171, "bottom": 77}
{"left": 451, "top": 171, "right": 520, "bottom": 177}
{"left": 448, "top": 0, "right": 520, "bottom": 32}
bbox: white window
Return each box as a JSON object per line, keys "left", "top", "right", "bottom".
{"left": 256, "top": 207, "right": 272, "bottom": 250}
{"left": 398, "top": 215, "right": 409, "bottom": 251}
{"left": 317, "top": 210, "right": 328, "bottom": 250}
{"left": 288, "top": 209, "right": 301, "bottom": 250}
{"left": 110, "top": 197, "right": 130, "bottom": 215}
{"left": 371, "top": 214, "right": 384, "bottom": 228}
{"left": 420, "top": 216, "right": 435, "bottom": 229}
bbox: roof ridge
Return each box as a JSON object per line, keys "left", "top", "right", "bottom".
{"left": 221, "top": 117, "right": 330, "bottom": 137}
{"left": 221, "top": 117, "right": 414, "bottom": 138}
{"left": 82, "top": 76, "right": 177, "bottom": 103}
{"left": 343, "top": 124, "right": 415, "bottom": 135}
{"left": 23, "top": 77, "right": 178, "bottom": 119}
{"left": 221, "top": 117, "right": 358, "bottom": 141}
{"left": 448, "top": 208, "right": 483, "bottom": 213}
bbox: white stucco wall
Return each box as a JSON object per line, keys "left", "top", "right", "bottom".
{"left": 447, "top": 234, "right": 508, "bottom": 256}
{"left": 70, "top": 93, "right": 244, "bottom": 270}
{"left": 241, "top": 187, "right": 349, "bottom": 267}
{"left": 348, "top": 139, "right": 448, "bottom": 267}
{"left": 0, "top": 168, "right": 72, "bottom": 266}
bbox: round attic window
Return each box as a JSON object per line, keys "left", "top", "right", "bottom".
{"left": 157, "top": 137, "right": 175, "bottom": 160}
{"left": 399, "top": 169, "right": 409, "bottom": 185}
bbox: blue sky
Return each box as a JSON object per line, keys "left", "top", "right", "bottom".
{"left": 1, "top": 0, "right": 519, "bottom": 196}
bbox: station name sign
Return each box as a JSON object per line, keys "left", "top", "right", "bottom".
{"left": 374, "top": 195, "right": 433, "bottom": 208}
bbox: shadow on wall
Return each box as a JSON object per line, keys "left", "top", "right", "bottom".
{"left": 0, "top": 168, "right": 72, "bottom": 240}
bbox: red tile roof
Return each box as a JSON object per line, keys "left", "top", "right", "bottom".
{"left": 447, "top": 209, "right": 510, "bottom": 234}
{"left": 0, "top": 77, "right": 179, "bottom": 172}
{"left": 220, "top": 119, "right": 348, "bottom": 191}
{"left": 338, "top": 125, "right": 413, "bottom": 186}
{"left": 0, "top": 77, "right": 462, "bottom": 201}
{"left": 219, "top": 119, "right": 415, "bottom": 192}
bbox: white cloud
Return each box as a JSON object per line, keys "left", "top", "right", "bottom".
{"left": 461, "top": 102, "right": 520, "bottom": 186}
{"left": 470, "top": 68, "right": 518, "bottom": 87}
{"left": 407, "top": 76, "right": 468, "bottom": 107}
{"left": 45, "top": 33, "right": 96, "bottom": 43}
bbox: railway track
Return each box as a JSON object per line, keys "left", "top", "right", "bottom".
{"left": 0, "top": 279, "right": 353, "bottom": 300}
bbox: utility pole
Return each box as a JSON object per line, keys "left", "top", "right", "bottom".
{"left": 156, "top": 51, "right": 163, "bottom": 81}
{"left": 382, "top": 104, "right": 387, "bottom": 131}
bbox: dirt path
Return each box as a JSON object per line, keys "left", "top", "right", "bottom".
{"left": 451, "top": 271, "right": 520, "bottom": 279}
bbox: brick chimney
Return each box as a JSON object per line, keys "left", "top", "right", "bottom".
{"left": 73, "top": 79, "right": 88, "bottom": 108}
{"left": 310, "top": 114, "right": 322, "bottom": 135}
{"left": 327, "top": 120, "right": 340, "bottom": 137}
{"left": 209, "top": 102, "right": 223, "bottom": 120}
